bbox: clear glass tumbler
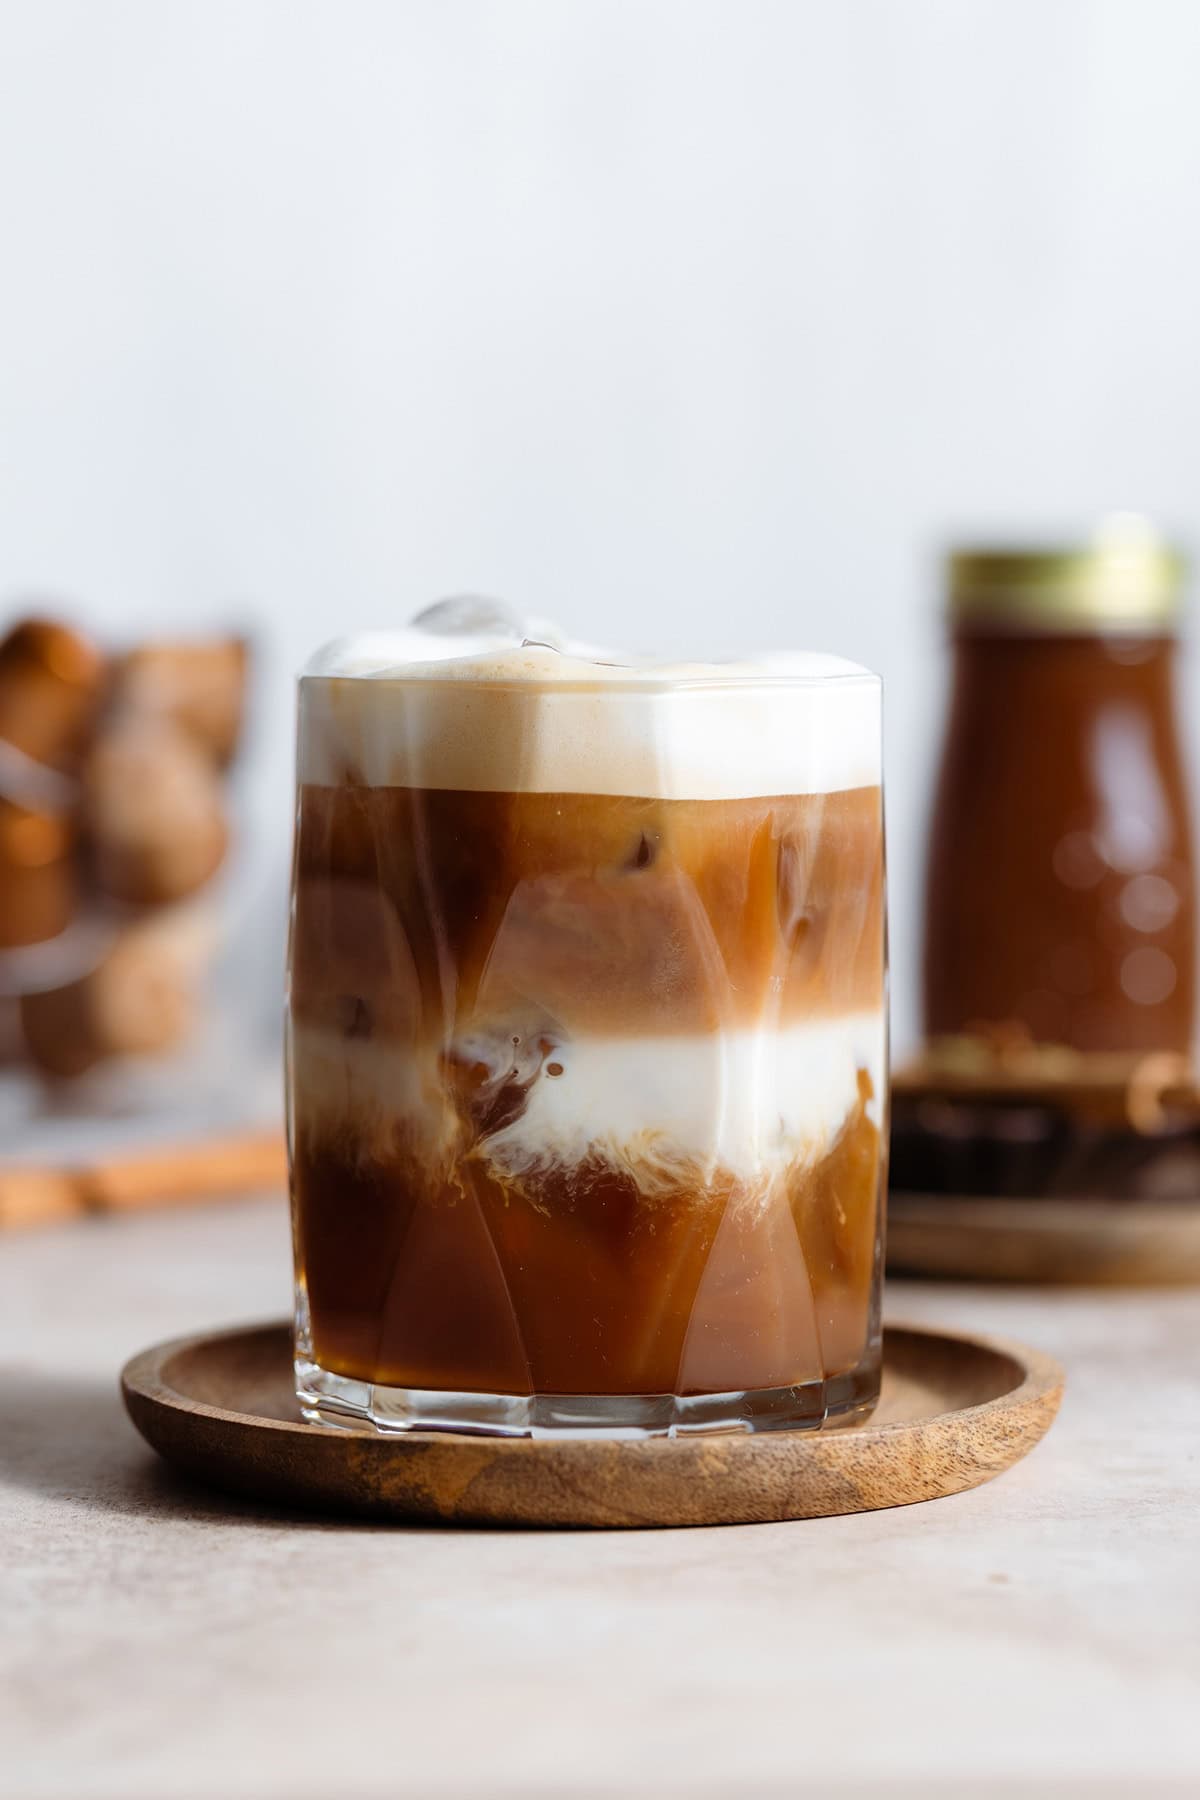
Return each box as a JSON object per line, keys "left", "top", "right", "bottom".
{"left": 287, "top": 612, "right": 887, "bottom": 1437}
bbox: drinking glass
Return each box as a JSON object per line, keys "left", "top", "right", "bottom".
{"left": 288, "top": 614, "right": 887, "bottom": 1436}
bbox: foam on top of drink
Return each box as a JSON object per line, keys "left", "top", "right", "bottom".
{"left": 300, "top": 600, "right": 881, "bottom": 798}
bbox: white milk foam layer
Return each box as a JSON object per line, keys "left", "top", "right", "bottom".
{"left": 290, "top": 1008, "right": 886, "bottom": 1197}
{"left": 299, "top": 601, "right": 881, "bottom": 799}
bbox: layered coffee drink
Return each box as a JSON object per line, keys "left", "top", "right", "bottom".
{"left": 288, "top": 606, "right": 887, "bottom": 1435}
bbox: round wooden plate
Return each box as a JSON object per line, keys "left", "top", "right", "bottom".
{"left": 120, "top": 1320, "right": 1062, "bottom": 1529}
{"left": 888, "top": 1193, "right": 1200, "bottom": 1285}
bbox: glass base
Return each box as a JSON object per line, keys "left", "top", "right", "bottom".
{"left": 295, "top": 1353, "right": 880, "bottom": 1439}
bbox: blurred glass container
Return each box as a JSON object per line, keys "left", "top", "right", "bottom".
{"left": 923, "top": 517, "right": 1196, "bottom": 1063}
{"left": 0, "top": 612, "right": 283, "bottom": 1159}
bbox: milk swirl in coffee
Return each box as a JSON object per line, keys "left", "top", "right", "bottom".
{"left": 288, "top": 602, "right": 887, "bottom": 1434}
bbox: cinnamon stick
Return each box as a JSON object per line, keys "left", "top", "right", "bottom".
{"left": 83, "top": 1131, "right": 287, "bottom": 1213}
{"left": 0, "top": 1130, "right": 287, "bottom": 1230}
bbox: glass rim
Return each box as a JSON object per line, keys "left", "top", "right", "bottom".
{"left": 298, "top": 666, "right": 882, "bottom": 696}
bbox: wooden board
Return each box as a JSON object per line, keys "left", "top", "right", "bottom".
{"left": 120, "top": 1320, "right": 1062, "bottom": 1529}
{"left": 887, "top": 1193, "right": 1200, "bottom": 1285}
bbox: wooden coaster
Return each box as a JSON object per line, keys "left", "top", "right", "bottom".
{"left": 120, "top": 1320, "right": 1062, "bottom": 1529}
{"left": 888, "top": 1192, "right": 1200, "bottom": 1286}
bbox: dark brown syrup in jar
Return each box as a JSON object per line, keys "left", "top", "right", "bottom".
{"left": 896, "top": 525, "right": 1199, "bottom": 1201}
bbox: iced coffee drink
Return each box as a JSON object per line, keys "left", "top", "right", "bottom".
{"left": 288, "top": 607, "right": 887, "bottom": 1435}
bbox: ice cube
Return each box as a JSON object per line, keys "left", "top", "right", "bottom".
{"left": 413, "top": 595, "right": 564, "bottom": 648}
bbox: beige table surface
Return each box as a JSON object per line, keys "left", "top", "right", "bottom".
{"left": 2, "top": 1194, "right": 1198, "bottom": 1800}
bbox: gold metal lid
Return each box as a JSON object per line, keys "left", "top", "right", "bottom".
{"left": 949, "top": 515, "right": 1185, "bottom": 633}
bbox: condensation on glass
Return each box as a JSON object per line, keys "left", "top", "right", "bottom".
{"left": 286, "top": 608, "right": 888, "bottom": 1437}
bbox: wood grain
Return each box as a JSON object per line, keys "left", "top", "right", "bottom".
{"left": 121, "top": 1319, "right": 1063, "bottom": 1529}
{"left": 888, "top": 1191, "right": 1200, "bottom": 1285}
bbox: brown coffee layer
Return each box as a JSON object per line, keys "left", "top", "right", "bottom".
{"left": 292, "top": 783, "right": 884, "bottom": 1039}
{"left": 293, "top": 1073, "right": 882, "bottom": 1397}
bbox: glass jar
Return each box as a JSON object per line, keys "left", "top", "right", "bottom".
{"left": 923, "top": 523, "right": 1195, "bottom": 1063}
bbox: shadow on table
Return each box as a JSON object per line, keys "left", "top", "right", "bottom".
{"left": 0, "top": 1368, "right": 425, "bottom": 1533}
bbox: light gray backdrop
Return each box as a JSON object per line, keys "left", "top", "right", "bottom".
{"left": 3, "top": 0, "right": 1199, "bottom": 1053}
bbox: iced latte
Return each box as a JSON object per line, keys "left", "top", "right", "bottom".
{"left": 288, "top": 609, "right": 887, "bottom": 1435}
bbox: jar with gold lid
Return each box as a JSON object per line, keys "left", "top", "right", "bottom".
{"left": 925, "top": 517, "right": 1194, "bottom": 1061}
{"left": 895, "top": 518, "right": 1199, "bottom": 1203}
